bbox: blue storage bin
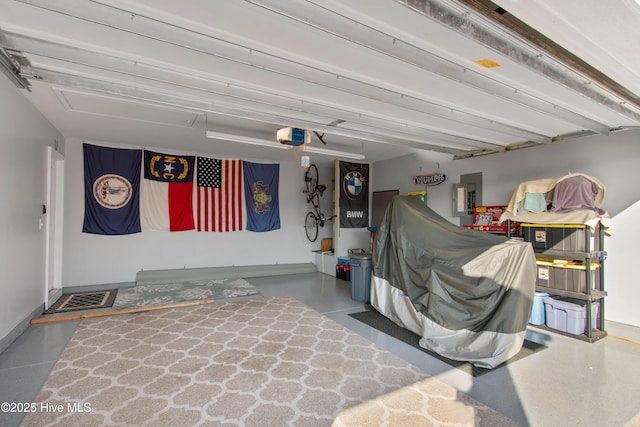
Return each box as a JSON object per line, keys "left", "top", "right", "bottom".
{"left": 529, "top": 292, "right": 550, "bottom": 325}
{"left": 544, "top": 296, "right": 600, "bottom": 335}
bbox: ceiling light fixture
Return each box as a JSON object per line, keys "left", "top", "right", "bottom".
{"left": 206, "top": 130, "right": 365, "bottom": 159}
{"left": 301, "top": 145, "right": 365, "bottom": 160}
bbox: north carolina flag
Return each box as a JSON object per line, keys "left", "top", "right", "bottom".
{"left": 141, "top": 150, "right": 195, "bottom": 231}
{"left": 196, "top": 157, "right": 244, "bottom": 232}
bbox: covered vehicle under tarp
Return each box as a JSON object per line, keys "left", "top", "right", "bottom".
{"left": 372, "top": 196, "right": 537, "bottom": 368}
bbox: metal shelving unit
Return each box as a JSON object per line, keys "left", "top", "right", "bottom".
{"left": 525, "top": 223, "right": 607, "bottom": 343}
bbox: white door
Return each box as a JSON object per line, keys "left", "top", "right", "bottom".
{"left": 45, "top": 146, "right": 64, "bottom": 309}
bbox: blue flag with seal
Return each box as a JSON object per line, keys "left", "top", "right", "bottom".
{"left": 83, "top": 143, "right": 142, "bottom": 235}
{"left": 243, "top": 161, "right": 280, "bottom": 232}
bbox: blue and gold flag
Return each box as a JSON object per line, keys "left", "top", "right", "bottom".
{"left": 82, "top": 143, "right": 142, "bottom": 235}
{"left": 243, "top": 162, "right": 280, "bottom": 232}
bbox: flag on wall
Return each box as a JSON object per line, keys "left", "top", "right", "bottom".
{"left": 82, "top": 143, "right": 142, "bottom": 235}
{"left": 140, "top": 150, "right": 195, "bottom": 231}
{"left": 243, "top": 161, "right": 280, "bottom": 232}
{"left": 196, "top": 157, "right": 244, "bottom": 232}
{"left": 339, "top": 161, "right": 369, "bottom": 228}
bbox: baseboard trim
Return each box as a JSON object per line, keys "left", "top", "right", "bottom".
{"left": 136, "top": 263, "right": 318, "bottom": 286}
{"left": 0, "top": 304, "right": 43, "bottom": 354}
{"left": 63, "top": 281, "right": 136, "bottom": 294}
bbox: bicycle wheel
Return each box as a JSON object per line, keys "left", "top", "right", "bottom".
{"left": 304, "top": 164, "right": 319, "bottom": 196}
{"left": 304, "top": 211, "right": 319, "bottom": 242}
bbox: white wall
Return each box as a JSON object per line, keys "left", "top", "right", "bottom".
{"left": 314, "top": 162, "right": 336, "bottom": 245}
{"left": 374, "top": 131, "right": 640, "bottom": 221}
{"left": 373, "top": 130, "right": 640, "bottom": 327}
{"left": 62, "top": 138, "right": 325, "bottom": 286}
{"left": 606, "top": 200, "right": 640, "bottom": 326}
{"left": 0, "top": 75, "right": 64, "bottom": 341}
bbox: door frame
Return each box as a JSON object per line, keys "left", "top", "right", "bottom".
{"left": 45, "top": 146, "right": 64, "bottom": 309}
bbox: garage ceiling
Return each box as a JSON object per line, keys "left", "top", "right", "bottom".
{"left": 2, "top": 0, "right": 640, "bottom": 164}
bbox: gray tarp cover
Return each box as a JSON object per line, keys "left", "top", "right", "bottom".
{"left": 372, "top": 196, "right": 536, "bottom": 368}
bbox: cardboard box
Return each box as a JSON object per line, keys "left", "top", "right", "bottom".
{"left": 321, "top": 238, "right": 333, "bottom": 252}
{"left": 462, "top": 206, "right": 518, "bottom": 235}
{"left": 473, "top": 206, "right": 505, "bottom": 225}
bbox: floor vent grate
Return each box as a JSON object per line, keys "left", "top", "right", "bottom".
{"left": 45, "top": 290, "right": 118, "bottom": 314}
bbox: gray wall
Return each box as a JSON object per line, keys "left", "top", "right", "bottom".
{"left": 373, "top": 129, "right": 640, "bottom": 326}
{"left": 0, "top": 76, "right": 64, "bottom": 341}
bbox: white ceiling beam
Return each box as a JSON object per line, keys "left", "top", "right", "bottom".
{"left": 393, "top": 0, "right": 640, "bottom": 125}
{"left": 8, "top": 0, "right": 639, "bottom": 160}
{"left": 8, "top": 31, "right": 511, "bottom": 151}
{"left": 8, "top": 0, "right": 562, "bottom": 142}
{"left": 26, "top": 55, "right": 504, "bottom": 151}
{"left": 29, "top": 66, "right": 481, "bottom": 154}
{"left": 247, "top": 0, "right": 614, "bottom": 135}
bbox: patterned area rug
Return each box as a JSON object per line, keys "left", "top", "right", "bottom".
{"left": 112, "top": 278, "right": 260, "bottom": 309}
{"left": 22, "top": 297, "right": 516, "bottom": 426}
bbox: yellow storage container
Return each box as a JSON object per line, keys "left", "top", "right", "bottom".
{"left": 535, "top": 259, "right": 554, "bottom": 289}
{"left": 551, "top": 261, "right": 599, "bottom": 293}
{"left": 535, "top": 259, "right": 599, "bottom": 293}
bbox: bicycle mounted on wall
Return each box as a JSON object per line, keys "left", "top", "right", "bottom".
{"left": 303, "top": 164, "right": 336, "bottom": 242}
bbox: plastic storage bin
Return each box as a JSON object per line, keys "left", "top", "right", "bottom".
{"left": 535, "top": 260, "right": 554, "bottom": 288}
{"left": 551, "top": 261, "right": 598, "bottom": 293}
{"left": 350, "top": 253, "right": 373, "bottom": 302}
{"left": 529, "top": 292, "right": 550, "bottom": 325}
{"left": 335, "top": 264, "right": 351, "bottom": 281}
{"left": 337, "top": 257, "right": 350, "bottom": 266}
{"left": 535, "top": 260, "right": 598, "bottom": 293}
{"left": 544, "top": 296, "right": 600, "bottom": 335}
{"left": 521, "top": 224, "right": 592, "bottom": 252}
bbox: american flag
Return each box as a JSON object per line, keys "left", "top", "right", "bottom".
{"left": 196, "top": 157, "right": 244, "bottom": 232}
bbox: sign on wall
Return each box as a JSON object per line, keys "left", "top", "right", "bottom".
{"left": 413, "top": 172, "right": 446, "bottom": 186}
{"left": 339, "top": 161, "right": 369, "bottom": 228}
